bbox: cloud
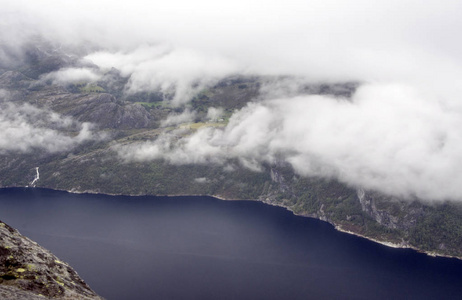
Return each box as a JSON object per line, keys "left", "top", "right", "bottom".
{"left": 3, "top": 0, "right": 462, "bottom": 201}
{"left": 3, "top": 0, "right": 462, "bottom": 96}
{"left": 117, "top": 83, "right": 462, "bottom": 201}
{"left": 0, "top": 89, "right": 10, "bottom": 99}
{"left": 116, "top": 127, "right": 226, "bottom": 165}
{"left": 161, "top": 109, "right": 197, "bottom": 127}
{"left": 194, "top": 177, "right": 209, "bottom": 184}
{"left": 41, "top": 68, "right": 101, "bottom": 84}
{"left": 206, "top": 107, "right": 224, "bottom": 121}
{"left": 84, "top": 46, "right": 241, "bottom": 104}
{"left": 0, "top": 101, "right": 105, "bottom": 154}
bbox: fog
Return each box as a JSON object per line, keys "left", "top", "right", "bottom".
{"left": 2, "top": 0, "right": 462, "bottom": 200}
{"left": 42, "top": 68, "right": 102, "bottom": 84}
{"left": 116, "top": 83, "right": 462, "bottom": 200}
{"left": 0, "top": 94, "right": 104, "bottom": 153}
{"left": 5, "top": 0, "right": 462, "bottom": 86}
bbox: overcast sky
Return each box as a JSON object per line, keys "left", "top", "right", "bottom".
{"left": 3, "top": 0, "right": 462, "bottom": 83}
{"left": 2, "top": 0, "right": 462, "bottom": 200}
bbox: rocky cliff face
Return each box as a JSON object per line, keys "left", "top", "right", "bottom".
{"left": 0, "top": 220, "right": 103, "bottom": 300}
{"left": 356, "top": 188, "right": 424, "bottom": 231}
{"left": 256, "top": 163, "right": 462, "bottom": 258}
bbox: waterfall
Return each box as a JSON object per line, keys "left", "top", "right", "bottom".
{"left": 30, "top": 167, "right": 40, "bottom": 187}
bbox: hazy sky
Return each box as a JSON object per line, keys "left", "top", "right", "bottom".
{"left": 2, "top": 0, "right": 462, "bottom": 200}
{"left": 4, "top": 0, "right": 462, "bottom": 83}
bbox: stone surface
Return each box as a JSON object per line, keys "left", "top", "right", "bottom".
{"left": 0, "top": 220, "right": 103, "bottom": 299}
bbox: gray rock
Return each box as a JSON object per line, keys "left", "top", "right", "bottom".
{"left": 0, "top": 220, "right": 103, "bottom": 299}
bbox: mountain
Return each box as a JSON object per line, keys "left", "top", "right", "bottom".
{"left": 0, "top": 42, "right": 461, "bottom": 259}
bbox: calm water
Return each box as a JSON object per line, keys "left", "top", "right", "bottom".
{"left": 0, "top": 188, "right": 461, "bottom": 300}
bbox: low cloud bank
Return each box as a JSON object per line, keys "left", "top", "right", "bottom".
{"left": 161, "top": 109, "right": 197, "bottom": 127}
{"left": 117, "top": 83, "right": 462, "bottom": 201}
{"left": 41, "top": 68, "right": 102, "bottom": 84}
{"left": 4, "top": 0, "right": 462, "bottom": 104}
{"left": 0, "top": 101, "right": 105, "bottom": 154}
{"left": 84, "top": 46, "right": 242, "bottom": 105}
{"left": 3, "top": 1, "right": 462, "bottom": 201}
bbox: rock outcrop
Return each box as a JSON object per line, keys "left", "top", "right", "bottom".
{"left": 0, "top": 220, "right": 103, "bottom": 300}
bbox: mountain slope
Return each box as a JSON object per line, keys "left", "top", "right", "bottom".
{"left": 0, "top": 43, "right": 461, "bottom": 259}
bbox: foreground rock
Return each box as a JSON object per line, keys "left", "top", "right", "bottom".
{"left": 0, "top": 220, "right": 103, "bottom": 300}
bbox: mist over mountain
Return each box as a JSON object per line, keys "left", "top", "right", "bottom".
{"left": 1, "top": 0, "right": 462, "bottom": 259}
{"left": 2, "top": 0, "right": 462, "bottom": 201}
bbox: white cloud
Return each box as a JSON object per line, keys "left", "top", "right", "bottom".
{"left": 0, "top": 102, "right": 105, "bottom": 153}
{"left": 0, "top": 89, "right": 10, "bottom": 99}
{"left": 3, "top": 0, "right": 462, "bottom": 99}
{"left": 194, "top": 177, "right": 209, "bottom": 184}
{"left": 41, "top": 68, "right": 101, "bottom": 84}
{"left": 3, "top": 0, "right": 462, "bottom": 200}
{"left": 161, "top": 109, "right": 197, "bottom": 127}
{"left": 117, "top": 83, "right": 462, "bottom": 201}
{"left": 84, "top": 46, "right": 241, "bottom": 104}
{"left": 206, "top": 107, "right": 224, "bottom": 121}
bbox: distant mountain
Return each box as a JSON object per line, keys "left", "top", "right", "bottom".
{"left": 0, "top": 42, "right": 461, "bottom": 260}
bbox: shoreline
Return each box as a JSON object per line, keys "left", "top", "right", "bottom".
{"left": 6, "top": 186, "right": 462, "bottom": 261}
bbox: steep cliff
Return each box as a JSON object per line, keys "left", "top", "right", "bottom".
{"left": 0, "top": 220, "right": 103, "bottom": 300}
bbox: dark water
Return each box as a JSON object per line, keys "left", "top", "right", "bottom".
{"left": 0, "top": 188, "right": 461, "bottom": 299}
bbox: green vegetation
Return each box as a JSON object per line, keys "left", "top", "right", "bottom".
{"left": 190, "top": 78, "right": 260, "bottom": 113}
{"left": 80, "top": 84, "right": 105, "bottom": 93}
{"left": 1, "top": 118, "right": 462, "bottom": 258}
{"left": 178, "top": 122, "right": 226, "bottom": 130}
{"left": 124, "top": 91, "right": 165, "bottom": 103}
{"left": 136, "top": 101, "right": 171, "bottom": 110}
{"left": 67, "top": 82, "right": 105, "bottom": 93}
{"left": 2, "top": 52, "right": 462, "bottom": 259}
{"left": 410, "top": 203, "right": 462, "bottom": 256}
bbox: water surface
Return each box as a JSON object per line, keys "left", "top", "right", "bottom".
{"left": 0, "top": 188, "right": 461, "bottom": 299}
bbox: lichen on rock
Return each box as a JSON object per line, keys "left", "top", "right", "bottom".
{"left": 0, "top": 220, "right": 103, "bottom": 299}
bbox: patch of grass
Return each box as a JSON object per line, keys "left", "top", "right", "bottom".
{"left": 179, "top": 122, "right": 226, "bottom": 130}
{"left": 136, "top": 101, "right": 170, "bottom": 109}
{"left": 80, "top": 84, "right": 105, "bottom": 93}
